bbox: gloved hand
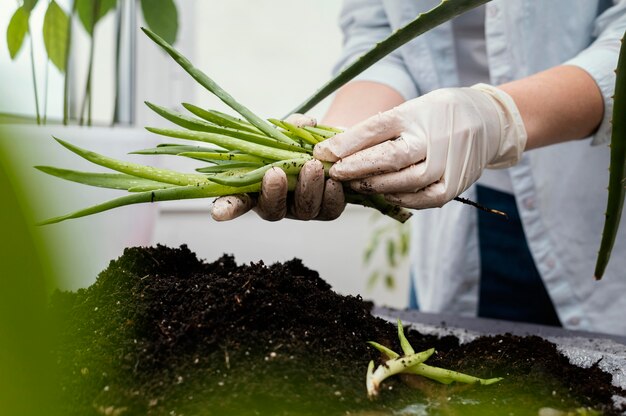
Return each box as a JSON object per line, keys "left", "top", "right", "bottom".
{"left": 211, "top": 115, "right": 346, "bottom": 221}
{"left": 313, "top": 84, "right": 527, "bottom": 209}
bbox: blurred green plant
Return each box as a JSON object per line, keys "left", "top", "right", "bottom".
{"left": 0, "top": 126, "right": 61, "bottom": 415}
{"left": 363, "top": 214, "right": 411, "bottom": 292}
{"left": 5, "top": 0, "right": 179, "bottom": 125}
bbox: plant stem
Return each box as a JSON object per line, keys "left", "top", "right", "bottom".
{"left": 43, "top": 59, "right": 49, "bottom": 124}
{"left": 28, "top": 24, "right": 41, "bottom": 125}
{"left": 112, "top": 0, "right": 122, "bottom": 126}
{"left": 79, "top": 37, "right": 94, "bottom": 126}
{"left": 63, "top": 1, "right": 75, "bottom": 125}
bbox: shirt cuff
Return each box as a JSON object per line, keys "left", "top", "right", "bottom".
{"left": 564, "top": 48, "right": 618, "bottom": 147}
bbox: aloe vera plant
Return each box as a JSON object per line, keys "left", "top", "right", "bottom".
{"left": 37, "top": 28, "right": 412, "bottom": 224}
{"left": 366, "top": 319, "right": 502, "bottom": 397}
{"left": 594, "top": 31, "right": 626, "bottom": 280}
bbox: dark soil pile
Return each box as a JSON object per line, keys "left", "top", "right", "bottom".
{"left": 51, "top": 245, "right": 625, "bottom": 415}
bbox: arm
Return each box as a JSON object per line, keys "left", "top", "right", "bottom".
{"left": 499, "top": 65, "right": 604, "bottom": 151}
{"left": 322, "top": 81, "right": 405, "bottom": 127}
{"left": 312, "top": 65, "right": 609, "bottom": 209}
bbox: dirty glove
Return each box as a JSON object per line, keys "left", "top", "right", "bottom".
{"left": 313, "top": 84, "right": 527, "bottom": 209}
{"left": 211, "top": 115, "right": 346, "bottom": 221}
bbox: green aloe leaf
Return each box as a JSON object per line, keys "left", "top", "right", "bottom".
{"left": 140, "top": 0, "right": 178, "bottom": 44}
{"left": 131, "top": 144, "right": 222, "bottom": 155}
{"left": 145, "top": 102, "right": 308, "bottom": 153}
{"left": 40, "top": 181, "right": 261, "bottom": 225}
{"left": 182, "top": 103, "right": 260, "bottom": 133}
{"left": 76, "top": 0, "right": 117, "bottom": 35}
{"left": 595, "top": 30, "right": 626, "bottom": 280}
{"left": 35, "top": 166, "right": 173, "bottom": 191}
{"left": 141, "top": 27, "right": 294, "bottom": 145}
{"left": 43, "top": 0, "right": 69, "bottom": 72}
{"left": 7, "top": 6, "right": 29, "bottom": 60}
{"left": 208, "top": 158, "right": 310, "bottom": 187}
{"left": 407, "top": 363, "right": 503, "bottom": 385}
{"left": 146, "top": 127, "right": 312, "bottom": 161}
{"left": 292, "top": 0, "right": 491, "bottom": 114}
{"left": 53, "top": 137, "right": 209, "bottom": 186}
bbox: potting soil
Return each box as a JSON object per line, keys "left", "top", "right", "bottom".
{"left": 51, "top": 245, "right": 625, "bottom": 415}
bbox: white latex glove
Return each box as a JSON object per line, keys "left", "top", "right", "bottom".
{"left": 211, "top": 114, "right": 346, "bottom": 221}
{"left": 313, "top": 84, "right": 527, "bottom": 209}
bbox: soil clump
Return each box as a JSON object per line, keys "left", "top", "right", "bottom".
{"left": 51, "top": 245, "right": 625, "bottom": 415}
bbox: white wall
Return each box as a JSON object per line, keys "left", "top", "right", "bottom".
{"left": 146, "top": 0, "right": 410, "bottom": 308}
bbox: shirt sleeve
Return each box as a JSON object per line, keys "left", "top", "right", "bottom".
{"left": 334, "top": 0, "right": 419, "bottom": 100}
{"left": 564, "top": 1, "right": 626, "bottom": 146}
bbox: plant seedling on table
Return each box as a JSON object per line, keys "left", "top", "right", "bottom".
{"left": 366, "top": 319, "right": 502, "bottom": 398}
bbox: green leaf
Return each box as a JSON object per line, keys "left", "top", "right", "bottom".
{"left": 397, "top": 319, "right": 415, "bottom": 356}
{"left": 6, "top": 7, "right": 29, "bottom": 60}
{"left": 53, "top": 137, "right": 209, "bottom": 186}
{"left": 595, "top": 29, "right": 626, "bottom": 280}
{"left": 23, "top": 0, "right": 39, "bottom": 12}
{"left": 39, "top": 181, "right": 261, "bottom": 225}
{"left": 142, "top": 27, "right": 294, "bottom": 145}
{"left": 43, "top": 0, "right": 69, "bottom": 72}
{"left": 35, "top": 166, "right": 173, "bottom": 191}
{"left": 140, "top": 0, "right": 178, "bottom": 44}
{"left": 76, "top": 0, "right": 117, "bottom": 35}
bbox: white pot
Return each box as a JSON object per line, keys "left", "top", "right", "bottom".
{"left": 0, "top": 125, "right": 160, "bottom": 289}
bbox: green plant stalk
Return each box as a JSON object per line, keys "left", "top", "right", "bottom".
{"left": 396, "top": 318, "right": 415, "bottom": 355}
{"left": 182, "top": 103, "right": 260, "bottom": 133}
{"left": 28, "top": 23, "right": 41, "bottom": 125}
{"left": 406, "top": 363, "right": 503, "bottom": 385}
{"left": 177, "top": 152, "right": 269, "bottom": 164}
{"left": 209, "top": 158, "right": 311, "bottom": 186}
{"left": 39, "top": 182, "right": 262, "bottom": 225}
{"left": 145, "top": 102, "right": 311, "bottom": 154}
{"left": 131, "top": 144, "right": 222, "bottom": 155}
{"left": 366, "top": 348, "right": 435, "bottom": 397}
{"left": 345, "top": 193, "right": 413, "bottom": 223}
{"left": 142, "top": 27, "right": 294, "bottom": 145}
{"left": 268, "top": 119, "right": 319, "bottom": 145}
{"left": 146, "top": 127, "right": 312, "bottom": 161}
{"left": 112, "top": 0, "right": 122, "bottom": 126}
{"left": 63, "top": 0, "right": 75, "bottom": 125}
{"left": 79, "top": 36, "right": 94, "bottom": 126}
{"left": 35, "top": 166, "right": 174, "bottom": 190}
{"left": 291, "top": 0, "right": 491, "bottom": 114}
{"left": 196, "top": 163, "right": 262, "bottom": 173}
{"left": 54, "top": 138, "right": 209, "bottom": 186}
{"left": 595, "top": 32, "right": 626, "bottom": 280}
{"left": 367, "top": 320, "right": 503, "bottom": 392}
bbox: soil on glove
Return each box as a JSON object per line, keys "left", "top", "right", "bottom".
{"left": 51, "top": 245, "right": 625, "bottom": 415}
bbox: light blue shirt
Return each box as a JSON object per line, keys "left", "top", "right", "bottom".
{"left": 335, "top": 0, "right": 626, "bottom": 335}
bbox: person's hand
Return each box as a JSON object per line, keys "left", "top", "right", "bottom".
{"left": 211, "top": 115, "right": 346, "bottom": 221}
{"left": 313, "top": 84, "right": 527, "bottom": 209}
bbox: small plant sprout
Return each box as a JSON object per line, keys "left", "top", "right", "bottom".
{"left": 365, "top": 319, "right": 502, "bottom": 398}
